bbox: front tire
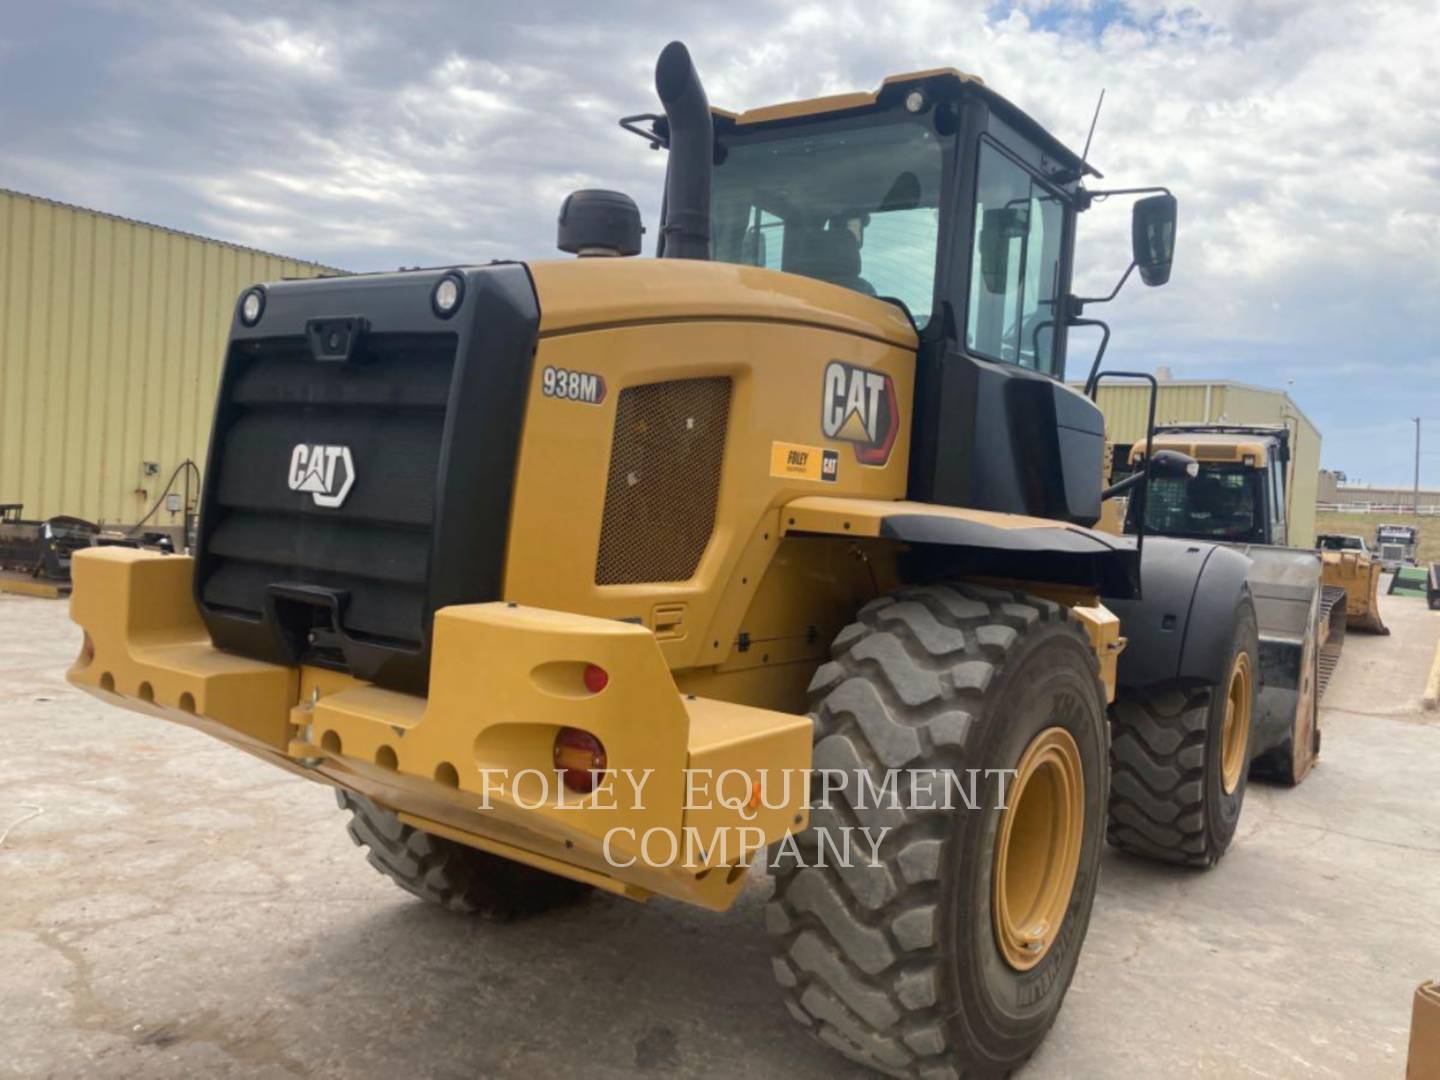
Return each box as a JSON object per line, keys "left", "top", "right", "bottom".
{"left": 767, "top": 583, "right": 1109, "bottom": 1078}
{"left": 1106, "top": 595, "right": 1259, "bottom": 866}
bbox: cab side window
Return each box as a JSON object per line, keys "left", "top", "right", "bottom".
{"left": 967, "top": 142, "right": 1065, "bottom": 374}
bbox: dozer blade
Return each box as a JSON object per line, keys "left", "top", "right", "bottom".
{"left": 1321, "top": 550, "right": 1390, "bottom": 635}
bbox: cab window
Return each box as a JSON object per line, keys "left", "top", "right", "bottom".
{"left": 967, "top": 141, "right": 1065, "bottom": 374}
{"left": 712, "top": 116, "right": 949, "bottom": 328}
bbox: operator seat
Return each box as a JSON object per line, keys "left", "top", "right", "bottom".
{"left": 1187, "top": 475, "right": 1227, "bottom": 528}
{"left": 787, "top": 227, "right": 876, "bottom": 296}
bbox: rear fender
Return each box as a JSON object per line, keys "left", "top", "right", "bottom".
{"left": 782, "top": 496, "right": 1140, "bottom": 599}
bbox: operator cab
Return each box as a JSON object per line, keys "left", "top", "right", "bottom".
{"left": 707, "top": 69, "right": 1084, "bottom": 375}
{"left": 626, "top": 52, "right": 1177, "bottom": 526}
{"left": 1125, "top": 427, "right": 1289, "bottom": 546}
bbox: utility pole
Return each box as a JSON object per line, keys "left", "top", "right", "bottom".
{"left": 1414, "top": 417, "right": 1422, "bottom": 515}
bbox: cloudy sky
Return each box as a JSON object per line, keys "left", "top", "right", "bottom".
{"left": 2, "top": 0, "right": 1437, "bottom": 485}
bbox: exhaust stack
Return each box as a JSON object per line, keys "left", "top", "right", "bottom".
{"left": 655, "top": 41, "right": 712, "bottom": 260}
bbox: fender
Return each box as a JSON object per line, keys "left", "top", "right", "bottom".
{"left": 781, "top": 496, "right": 1140, "bottom": 599}
{"left": 1103, "top": 536, "right": 1255, "bottom": 690}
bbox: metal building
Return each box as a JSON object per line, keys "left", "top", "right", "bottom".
{"left": 0, "top": 188, "right": 339, "bottom": 527}
{"left": 1076, "top": 377, "right": 1322, "bottom": 548}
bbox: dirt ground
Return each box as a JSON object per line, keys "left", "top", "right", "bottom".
{"left": 2, "top": 586, "right": 1438, "bottom": 1078}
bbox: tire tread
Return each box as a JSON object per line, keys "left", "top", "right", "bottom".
{"left": 767, "top": 583, "right": 1103, "bottom": 1077}
{"left": 337, "top": 791, "right": 588, "bottom": 919}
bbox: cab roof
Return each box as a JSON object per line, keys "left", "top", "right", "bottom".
{"left": 1131, "top": 430, "right": 1279, "bottom": 468}
{"left": 711, "top": 68, "right": 1099, "bottom": 179}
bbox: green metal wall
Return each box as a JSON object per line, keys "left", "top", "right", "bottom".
{"left": 0, "top": 189, "right": 337, "bottom": 525}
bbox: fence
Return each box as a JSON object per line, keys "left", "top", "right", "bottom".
{"left": 1317, "top": 502, "right": 1440, "bottom": 516}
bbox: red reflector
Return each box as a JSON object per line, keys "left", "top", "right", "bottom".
{"left": 583, "top": 663, "right": 609, "bottom": 694}
{"left": 554, "top": 728, "right": 607, "bottom": 793}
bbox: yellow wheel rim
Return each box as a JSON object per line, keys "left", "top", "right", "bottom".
{"left": 1220, "top": 651, "right": 1253, "bottom": 794}
{"left": 993, "top": 726, "right": 1085, "bottom": 972}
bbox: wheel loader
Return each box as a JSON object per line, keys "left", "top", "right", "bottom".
{"left": 1123, "top": 423, "right": 1388, "bottom": 785}
{"left": 66, "top": 42, "right": 1262, "bottom": 1078}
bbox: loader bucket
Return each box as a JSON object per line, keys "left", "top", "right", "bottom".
{"left": 1322, "top": 550, "right": 1389, "bottom": 635}
{"left": 1238, "top": 546, "right": 1328, "bottom": 763}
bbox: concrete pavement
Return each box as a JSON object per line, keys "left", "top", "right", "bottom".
{"left": 2, "top": 587, "right": 1437, "bottom": 1078}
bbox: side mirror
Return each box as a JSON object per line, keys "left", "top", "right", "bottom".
{"left": 1103, "top": 447, "right": 1197, "bottom": 501}
{"left": 1132, "top": 194, "right": 1177, "bottom": 286}
{"left": 1148, "top": 448, "right": 1198, "bottom": 479}
{"left": 979, "top": 205, "right": 1028, "bottom": 293}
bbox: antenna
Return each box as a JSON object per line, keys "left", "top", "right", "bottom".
{"left": 1079, "top": 88, "right": 1105, "bottom": 174}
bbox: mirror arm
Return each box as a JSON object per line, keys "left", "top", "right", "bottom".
{"left": 619, "top": 113, "right": 668, "bottom": 150}
{"left": 1102, "top": 470, "right": 1146, "bottom": 501}
{"left": 1076, "top": 184, "right": 1172, "bottom": 211}
{"left": 1072, "top": 260, "right": 1136, "bottom": 314}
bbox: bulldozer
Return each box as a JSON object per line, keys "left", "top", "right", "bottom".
{"left": 66, "top": 42, "right": 1264, "bottom": 1077}
{"left": 1123, "top": 423, "right": 1388, "bottom": 785}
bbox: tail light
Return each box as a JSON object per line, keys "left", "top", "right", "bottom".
{"left": 583, "top": 663, "right": 609, "bottom": 694}
{"left": 554, "top": 727, "right": 607, "bottom": 793}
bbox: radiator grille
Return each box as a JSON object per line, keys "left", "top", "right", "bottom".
{"left": 595, "top": 377, "right": 731, "bottom": 585}
{"left": 199, "top": 332, "right": 456, "bottom": 648}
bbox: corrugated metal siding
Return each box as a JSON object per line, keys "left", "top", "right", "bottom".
{"left": 1219, "top": 387, "right": 1321, "bottom": 548}
{"left": 1088, "top": 384, "right": 1221, "bottom": 444}
{"left": 0, "top": 189, "right": 338, "bottom": 525}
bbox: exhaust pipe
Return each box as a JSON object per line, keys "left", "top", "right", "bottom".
{"left": 655, "top": 41, "right": 711, "bottom": 260}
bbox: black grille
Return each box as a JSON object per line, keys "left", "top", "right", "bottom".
{"left": 194, "top": 264, "right": 540, "bottom": 690}
{"left": 200, "top": 332, "right": 454, "bottom": 647}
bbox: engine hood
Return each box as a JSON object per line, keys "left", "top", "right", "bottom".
{"left": 527, "top": 258, "right": 918, "bottom": 349}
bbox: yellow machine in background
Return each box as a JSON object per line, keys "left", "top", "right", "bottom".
{"left": 1318, "top": 541, "right": 1389, "bottom": 634}
{"left": 1123, "top": 423, "right": 1388, "bottom": 785}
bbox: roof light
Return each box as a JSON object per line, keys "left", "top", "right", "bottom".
{"left": 904, "top": 89, "right": 927, "bottom": 113}
{"left": 238, "top": 287, "right": 265, "bottom": 326}
{"left": 432, "top": 273, "right": 464, "bottom": 318}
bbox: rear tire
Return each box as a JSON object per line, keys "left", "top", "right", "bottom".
{"left": 337, "top": 791, "right": 589, "bottom": 919}
{"left": 766, "top": 583, "right": 1109, "bottom": 1078}
{"left": 1106, "top": 597, "right": 1259, "bottom": 866}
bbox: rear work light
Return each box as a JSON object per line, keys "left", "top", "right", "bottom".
{"left": 238, "top": 286, "right": 265, "bottom": 326}
{"left": 554, "top": 728, "right": 607, "bottom": 793}
{"left": 432, "top": 272, "right": 464, "bottom": 318}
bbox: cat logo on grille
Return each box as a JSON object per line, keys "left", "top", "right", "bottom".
{"left": 287, "top": 444, "right": 355, "bottom": 508}
{"left": 821, "top": 360, "right": 899, "bottom": 465}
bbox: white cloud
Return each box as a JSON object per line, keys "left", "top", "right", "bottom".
{"left": 0, "top": 0, "right": 1437, "bottom": 482}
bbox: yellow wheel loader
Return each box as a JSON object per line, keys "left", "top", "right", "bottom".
{"left": 67, "top": 41, "right": 1261, "bottom": 1077}
{"left": 1123, "top": 423, "right": 1388, "bottom": 786}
